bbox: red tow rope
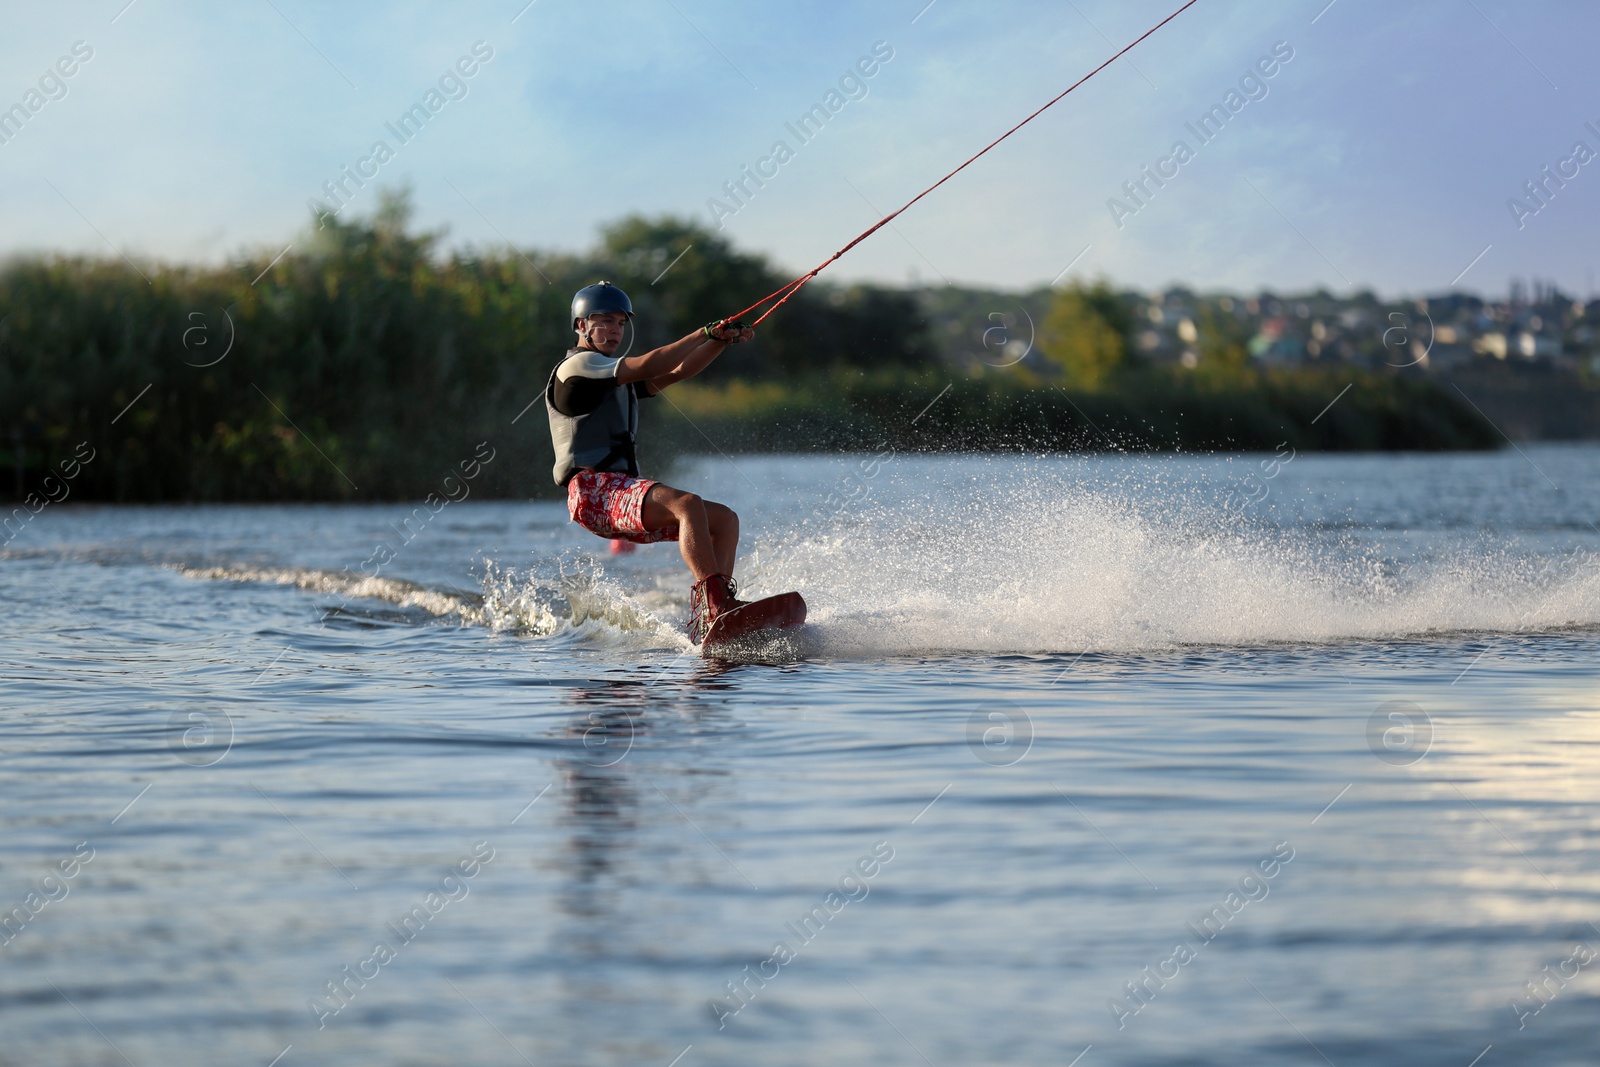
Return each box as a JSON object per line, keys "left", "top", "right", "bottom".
{"left": 724, "top": 0, "right": 1201, "bottom": 329}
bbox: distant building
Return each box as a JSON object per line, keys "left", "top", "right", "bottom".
{"left": 1475, "top": 332, "right": 1509, "bottom": 359}
{"left": 1249, "top": 317, "right": 1305, "bottom": 363}
{"left": 1517, "top": 332, "right": 1560, "bottom": 359}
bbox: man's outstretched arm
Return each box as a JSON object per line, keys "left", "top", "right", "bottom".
{"left": 615, "top": 322, "right": 754, "bottom": 393}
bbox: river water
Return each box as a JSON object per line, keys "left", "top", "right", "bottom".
{"left": 3, "top": 447, "right": 1599, "bottom": 1066}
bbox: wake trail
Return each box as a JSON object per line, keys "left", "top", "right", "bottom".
{"left": 174, "top": 561, "right": 690, "bottom": 648}
{"left": 745, "top": 485, "right": 1600, "bottom": 657}
{"left": 174, "top": 479, "right": 1600, "bottom": 657}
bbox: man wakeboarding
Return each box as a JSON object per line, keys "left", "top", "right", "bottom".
{"left": 545, "top": 281, "right": 758, "bottom": 644}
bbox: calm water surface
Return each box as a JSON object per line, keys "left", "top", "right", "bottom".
{"left": 3, "top": 448, "right": 1599, "bottom": 1066}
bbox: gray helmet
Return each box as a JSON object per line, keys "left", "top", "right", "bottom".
{"left": 571, "top": 281, "right": 633, "bottom": 330}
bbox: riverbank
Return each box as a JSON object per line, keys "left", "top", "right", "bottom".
{"left": 647, "top": 368, "right": 1500, "bottom": 462}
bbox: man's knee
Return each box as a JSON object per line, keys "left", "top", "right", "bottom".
{"left": 657, "top": 487, "right": 702, "bottom": 515}
{"left": 706, "top": 502, "right": 739, "bottom": 530}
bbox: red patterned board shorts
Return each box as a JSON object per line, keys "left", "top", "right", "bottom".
{"left": 567, "top": 471, "right": 679, "bottom": 544}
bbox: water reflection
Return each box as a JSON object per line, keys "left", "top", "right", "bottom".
{"left": 550, "top": 665, "right": 745, "bottom": 901}
{"left": 546, "top": 666, "right": 754, "bottom": 1063}
{"left": 556, "top": 683, "right": 648, "bottom": 900}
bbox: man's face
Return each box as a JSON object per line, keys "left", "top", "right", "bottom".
{"left": 580, "top": 311, "right": 628, "bottom": 355}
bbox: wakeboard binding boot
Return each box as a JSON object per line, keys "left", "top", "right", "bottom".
{"left": 688, "top": 573, "right": 744, "bottom": 644}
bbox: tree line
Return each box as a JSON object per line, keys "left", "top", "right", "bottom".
{"left": 0, "top": 192, "right": 1494, "bottom": 503}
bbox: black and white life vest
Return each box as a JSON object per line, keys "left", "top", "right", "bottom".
{"left": 544, "top": 347, "right": 645, "bottom": 486}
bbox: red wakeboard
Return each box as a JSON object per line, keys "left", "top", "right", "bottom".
{"left": 701, "top": 591, "right": 807, "bottom": 653}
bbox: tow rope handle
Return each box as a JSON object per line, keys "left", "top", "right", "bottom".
{"left": 722, "top": 0, "right": 1201, "bottom": 329}
{"left": 703, "top": 319, "right": 749, "bottom": 341}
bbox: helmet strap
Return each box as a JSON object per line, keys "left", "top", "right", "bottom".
{"left": 575, "top": 314, "right": 626, "bottom": 353}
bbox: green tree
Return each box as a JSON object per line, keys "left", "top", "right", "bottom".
{"left": 594, "top": 214, "right": 939, "bottom": 380}
{"left": 1195, "top": 303, "right": 1250, "bottom": 378}
{"left": 598, "top": 217, "right": 781, "bottom": 337}
{"left": 1039, "top": 281, "right": 1129, "bottom": 389}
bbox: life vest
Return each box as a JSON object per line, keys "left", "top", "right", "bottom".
{"left": 545, "top": 348, "right": 640, "bottom": 486}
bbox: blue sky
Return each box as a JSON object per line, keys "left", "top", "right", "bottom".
{"left": 1, "top": 0, "right": 1595, "bottom": 298}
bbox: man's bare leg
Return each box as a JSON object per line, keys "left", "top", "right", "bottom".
{"left": 706, "top": 501, "right": 739, "bottom": 576}
{"left": 642, "top": 485, "right": 739, "bottom": 581}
